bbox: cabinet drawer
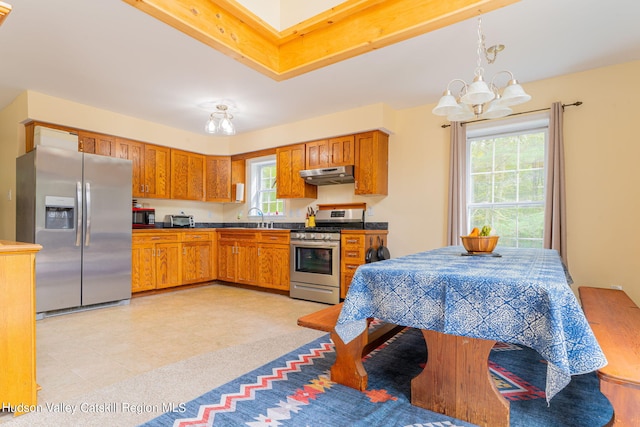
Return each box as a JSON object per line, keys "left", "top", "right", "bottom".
{"left": 257, "top": 231, "right": 290, "bottom": 244}
{"left": 133, "top": 233, "right": 180, "bottom": 244}
{"left": 182, "top": 231, "right": 212, "bottom": 242}
{"left": 341, "top": 234, "right": 365, "bottom": 248}
{"left": 218, "top": 231, "right": 256, "bottom": 242}
{"left": 342, "top": 248, "right": 364, "bottom": 263}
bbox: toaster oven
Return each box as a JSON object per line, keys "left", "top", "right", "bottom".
{"left": 166, "top": 214, "right": 195, "bottom": 228}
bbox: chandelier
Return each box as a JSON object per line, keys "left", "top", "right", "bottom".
{"left": 432, "top": 18, "right": 531, "bottom": 122}
{"left": 205, "top": 104, "right": 236, "bottom": 135}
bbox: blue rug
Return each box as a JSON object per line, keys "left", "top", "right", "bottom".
{"left": 141, "top": 327, "right": 612, "bottom": 426}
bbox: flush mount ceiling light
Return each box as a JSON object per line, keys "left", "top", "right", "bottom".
{"left": 204, "top": 104, "right": 236, "bottom": 136}
{"left": 432, "top": 17, "right": 531, "bottom": 122}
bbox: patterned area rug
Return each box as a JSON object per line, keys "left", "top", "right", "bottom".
{"left": 141, "top": 328, "right": 611, "bottom": 427}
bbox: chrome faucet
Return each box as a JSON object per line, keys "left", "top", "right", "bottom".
{"left": 247, "top": 207, "right": 264, "bottom": 228}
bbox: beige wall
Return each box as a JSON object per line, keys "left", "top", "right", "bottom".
{"left": 1, "top": 60, "right": 638, "bottom": 305}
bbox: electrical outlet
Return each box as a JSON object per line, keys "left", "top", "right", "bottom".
{"left": 610, "top": 285, "right": 623, "bottom": 290}
{"left": 367, "top": 207, "right": 374, "bottom": 217}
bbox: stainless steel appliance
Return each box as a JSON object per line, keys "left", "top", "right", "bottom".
{"left": 299, "top": 165, "right": 355, "bottom": 185}
{"left": 165, "top": 214, "right": 195, "bottom": 228}
{"left": 132, "top": 207, "right": 155, "bottom": 228}
{"left": 16, "top": 144, "right": 132, "bottom": 315}
{"left": 290, "top": 207, "right": 365, "bottom": 304}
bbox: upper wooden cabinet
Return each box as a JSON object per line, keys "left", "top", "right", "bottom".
{"left": 306, "top": 135, "right": 355, "bottom": 169}
{"left": 78, "top": 131, "right": 116, "bottom": 156}
{"left": 144, "top": 144, "right": 171, "bottom": 199}
{"left": 115, "top": 138, "right": 146, "bottom": 198}
{"left": 205, "top": 156, "right": 231, "bottom": 202}
{"left": 171, "top": 149, "right": 205, "bottom": 201}
{"left": 276, "top": 143, "right": 317, "bottom": 199}
{"left": 354, "top": 131, "right": 389, "bottom": 196}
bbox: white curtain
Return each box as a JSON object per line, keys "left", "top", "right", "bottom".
{"left": 446, "top": 122, "right": 467, "bottom": 245}
{"left": 544, "top": 102, "right": 568, "bottom": 264}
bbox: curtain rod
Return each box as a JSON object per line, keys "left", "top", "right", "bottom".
{"left": 440, "top": 101, "right": 583, "bottom": 128}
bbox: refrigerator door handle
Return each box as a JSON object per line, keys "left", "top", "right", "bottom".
{"left": 85, "top": 182, "right": 91, "bottom": 246}
{"left": 76, "top": 181, "right": 83, "bottom": 247}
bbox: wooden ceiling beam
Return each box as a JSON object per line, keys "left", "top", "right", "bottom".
{"left": 123, "top": 0, "right": 519, "bottom": 81}
{"left": 0, "top": 2, "right": 12, "bottom": 27}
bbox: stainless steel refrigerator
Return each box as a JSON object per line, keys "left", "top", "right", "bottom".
{"left": 16, "top": 143, "right": 132, "bottom": 315}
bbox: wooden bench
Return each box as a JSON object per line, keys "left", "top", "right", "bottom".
{"left": 297, "top": 302, "right": 405, "bottom": 390}
{"left": 578, "top": 286, "right": 640, "bottom": 427}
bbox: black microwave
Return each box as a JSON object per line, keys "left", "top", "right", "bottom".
{"left": 132, "top": 208, "right": 155, "bottom": 229}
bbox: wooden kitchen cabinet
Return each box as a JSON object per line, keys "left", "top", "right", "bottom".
{"left": 131, "top": 232, "right": 181, "bottom": 291}
{"left": 131, "top": 241, "right": 156, "bottom": 292}
{"left": 78, "top": 130, "right": 116, "bottom": 156}
{"left": 354, "top": 131, "right": 389, "bottom": 196}
{"left": 257, "top": 231, "right": 290, "bottom": 291}
{"left": 218, "top": 230, "right": 258, "bottom": 285}
{"left": 171, "top": 149, "right": 205, "bottom": 201}
{"left": 340, "top": 230, "right": 388, "bottom": 299}
{"left": 276, "top": 143, "right": 317, "bottom": 199}
{"left": 115, "top": 137, "right": 146, "bottom": 198}
{"left": 0, "top": 241, "right": 41, "bottom": 416}
{"left": 205, "top": 156, "right": 231, "bottom": 201}
{"left": 306, "top": 135, "right": 355, "bottom": 169}
{"left": 181, "top": 231, "right": 216, "bottom": 284}
{"left": 144, "top": 144, "right": 171, "bottom": 198}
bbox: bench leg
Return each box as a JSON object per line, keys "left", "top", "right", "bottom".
{"left": 411, "top": 329, "right": 510, "bottom": 427}
{"left": 330, "top": 328, "right": 368, "bottom": 391}
{"left": 600, "top": 379, "right": 640, "bottom": 427}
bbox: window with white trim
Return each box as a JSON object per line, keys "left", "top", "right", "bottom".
{"left": 466, "top": 114, "right": 549, "bottom": 248}
{"left": 249, "top": 156, "right": 285, "bottom": 216}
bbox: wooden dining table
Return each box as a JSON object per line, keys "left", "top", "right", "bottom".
{"left": 334, "top": 246, "right": 607, "bottom": 427}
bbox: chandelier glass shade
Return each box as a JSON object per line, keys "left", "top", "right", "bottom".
{"left": 205, "top": 104, "right": 236, "bottom": 135}
{"left": 432, "top": 18, "right": 531, "bottom": 122}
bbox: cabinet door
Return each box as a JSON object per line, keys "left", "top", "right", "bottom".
{"left": 171, "top": 149, "right": 205, "bottom": 201}
{"left": 329, "top": 135, "right": 355, "bottom": 166}
{"left": 276, "top": 144, "right": 317, "bottom": 199}
{"left": 79, "top": 131, "right": 116, "bottom": 156}
{"left": 205, "top": 156, "right": 232, "bottom": 202}
{"left": 116, "top": 138, "right": 146, "bottom": 198}
{"left": 305, "top": 139, "right": 329, "bottom": 169}
{"left": 258, "top": 244, "right": 290, "bottom": 291}
{"left": 354, "top": 131, "right": 389, "bottom": 196}
{"left": 155, "top": 242, "right": 181, "bottom": 288}
{"left": 236, "top": 241, "right": 258, "bottom": 285}
{"left": 132, "top": 243, "right": 156, "bottom": 292}
{"left": 144, "top": 144, "right": 171, "bottom": 198}
{"left": 182, "top": 241, "right": 213, "bottom": 284}
{"left": 217, "top": 240, "right": 237, "bottom": 282}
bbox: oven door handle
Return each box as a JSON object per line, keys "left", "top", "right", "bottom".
{"left": 291, "top": 240, "right": 339, "bottom": 248}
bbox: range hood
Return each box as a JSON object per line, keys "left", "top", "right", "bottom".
{"left": 299, "top": 165, "right": 355, "bottom": 185}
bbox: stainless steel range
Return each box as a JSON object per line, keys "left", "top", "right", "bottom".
{"left": 290, "top": 207, "right": 365, "bottom": 304}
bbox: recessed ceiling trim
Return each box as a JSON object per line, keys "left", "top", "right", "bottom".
{"left": 123, "top": 0, "right": 519, "bottom": 81}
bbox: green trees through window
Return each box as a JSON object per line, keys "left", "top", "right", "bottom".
{"left": 468, "top": 130, "right": 546, "bottom": 248}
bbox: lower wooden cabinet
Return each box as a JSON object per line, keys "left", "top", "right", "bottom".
{"left": 182, "top": 232, "right": 215, "bottom": 284}
{"left": 133, "top": 229, "right": 290, "bottom": 293}
{"left": 340, "top": 230, "right": 388, "bottom": 299}
{"left": 0, "top": 241, "right": 42, "bottom": 416}
{"left": 132, "top": 230, "right": 215, "bottom": 292}
{"left": 218, "top": 230, "right": 258, "bottom": 285}
{"left": 257, "top": 231, "right": 290, "bottom": 291}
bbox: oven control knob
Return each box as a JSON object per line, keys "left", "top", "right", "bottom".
{"left": 294, "top": 233, "right": 302, "bottom": 239}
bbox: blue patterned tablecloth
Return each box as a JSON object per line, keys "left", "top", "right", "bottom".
{"left": 335, "top": 246, "right": 607, "bottom": 402}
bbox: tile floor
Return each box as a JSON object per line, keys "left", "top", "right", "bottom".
{"left": 0, "top": 283, "right": 326, "bottom": 424}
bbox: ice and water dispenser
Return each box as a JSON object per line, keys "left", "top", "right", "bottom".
{"left": 44, "top": 196, "right": 75, "bottom": 229}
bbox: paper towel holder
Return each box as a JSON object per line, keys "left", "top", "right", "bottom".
{"left": 234, "top": 183, "right": 244, "bottom": 202}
